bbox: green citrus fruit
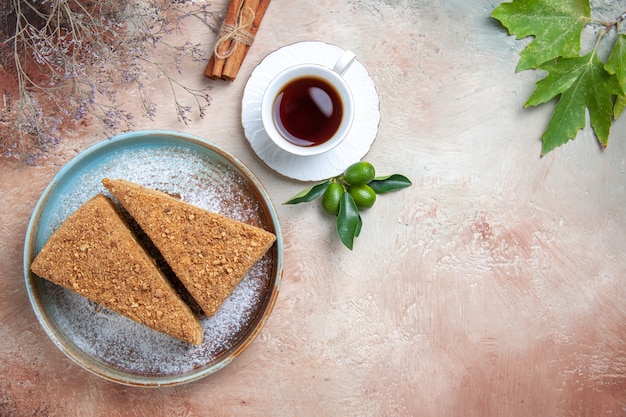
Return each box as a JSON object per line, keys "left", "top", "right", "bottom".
{"left": 343, "top": 161, "right": 375, "bottom": 186}
{"left": 321, "top": 182, "right": 345, "bottom": 215}
{"left": 348, "top": 184, "right": 377, "bottom": 209}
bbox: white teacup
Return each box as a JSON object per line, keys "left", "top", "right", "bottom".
{"left": 261, "top": 51, "right": 356, "bottom": 156}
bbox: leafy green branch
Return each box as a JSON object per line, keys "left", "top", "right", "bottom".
{"left": 492, "top": 0, "right": 626, "bottom": 155}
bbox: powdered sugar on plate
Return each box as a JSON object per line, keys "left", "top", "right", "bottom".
{"left": 26, "top": 133, "right": 281, "bottom": 383}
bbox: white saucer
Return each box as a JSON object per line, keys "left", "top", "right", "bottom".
{"left": 242, "top": 41, "right": 380, "bottom": 181}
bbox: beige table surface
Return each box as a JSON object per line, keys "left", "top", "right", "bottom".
{"left": 2, "top": 1, "right": 625, "bottom": 416}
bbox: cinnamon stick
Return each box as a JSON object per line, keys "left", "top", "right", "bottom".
{"left": 204, "top": 0, "right": 271, "bottom": 81}
{"left": 221, "top": 0, "right": 270, "bottom": 81}
{"left": 204, "top": 0, "right": 244, "bottom": 79}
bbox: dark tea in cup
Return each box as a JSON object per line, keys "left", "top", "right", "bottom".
{"left": 272, "top": 76, "right": 343, "bottom": 147}
{"left": 261, "top": 51, "right": 356, "bottom": 156}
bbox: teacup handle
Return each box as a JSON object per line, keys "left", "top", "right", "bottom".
{"left": 332, "top": 50, "right": 356, "bottom": 76}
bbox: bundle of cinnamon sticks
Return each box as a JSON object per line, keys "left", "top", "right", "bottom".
{"left": 204, "top": 0, "right": 271, "bottom": 81}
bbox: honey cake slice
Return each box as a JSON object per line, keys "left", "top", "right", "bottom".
{"left": 30, "top": 194, "right": 203, "bottom": 345}
{"left": 102, "top": 178, "right": 276, "bottom": 317}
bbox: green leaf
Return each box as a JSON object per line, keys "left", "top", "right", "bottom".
{"left": 336, "top": 192, "right": 361, "bottom": 250}
{"left": 369, "top": 174, "right": 412, "bottom": 194}
{"left": 283, "top": 181, "right": 329, "bottom": 205}
{"left": 614, "top": 96, "right": 626, "bottom": 119}
{"left": 354, "top": 211, "right": 363, "bottom": 237}
{"left": 605, "top": 34, "right": 626, "bottom": 118}
{"left": 525, "top": 52, "right": 623, "bottom": 155}
{"left": 491, "top": 0, "right": 591, "bottom": 71}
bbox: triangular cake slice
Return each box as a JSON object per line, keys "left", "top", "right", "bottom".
{"left": 102, "top": 178, "right": 276, "bottom": 317}
{"left": 30, "top": 194, "right": 203, "bottom": 345}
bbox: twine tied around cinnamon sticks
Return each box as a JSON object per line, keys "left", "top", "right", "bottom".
{"left": 213, "top": 4, "right": 255, "bottom": 60}
{"left": 205, "top": 0, "right": 271, "bottom": 81}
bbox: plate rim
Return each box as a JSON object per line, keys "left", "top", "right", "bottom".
{"left": 22, "top": 130, "right": 284, "bottom": 387}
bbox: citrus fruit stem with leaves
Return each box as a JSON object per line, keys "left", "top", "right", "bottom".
{"left": 284, "top": 162, "right": 412, "bottom": 250}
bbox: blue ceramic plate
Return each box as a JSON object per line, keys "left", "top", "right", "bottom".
{"left": 23, "top": 131, "right": 283, "bottom": 386}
